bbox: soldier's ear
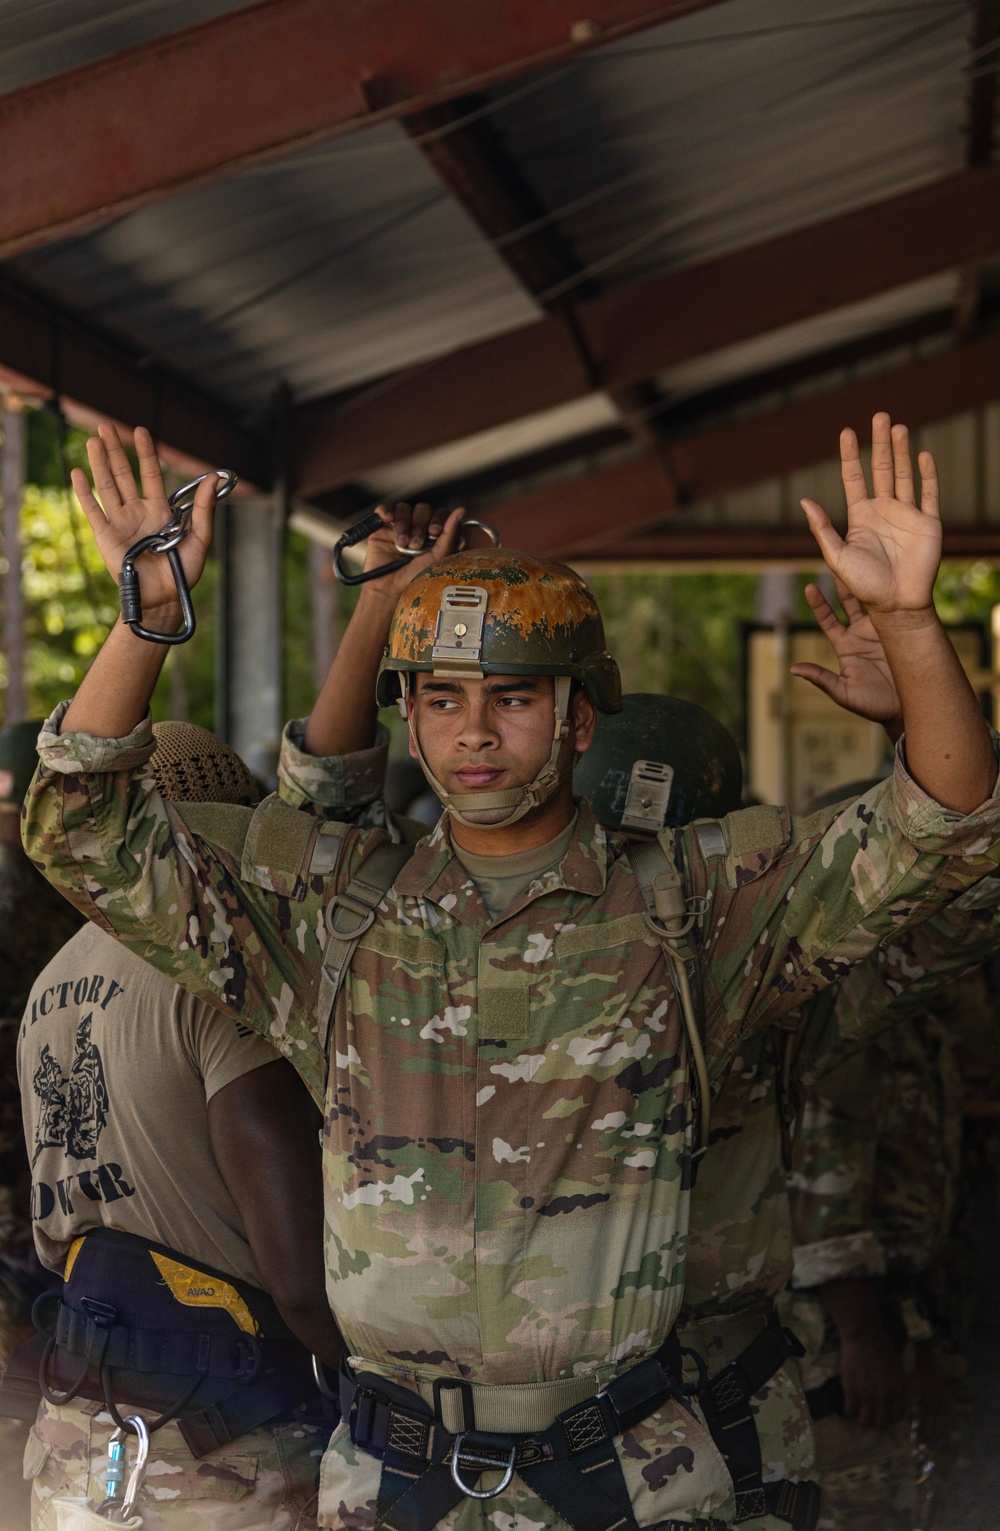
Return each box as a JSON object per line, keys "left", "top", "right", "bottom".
{"left": 572, "top": 689, "right": 597, "bottom": 755}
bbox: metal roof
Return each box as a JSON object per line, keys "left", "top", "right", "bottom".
{"left": 0, "top": 0, "right": 993, "bottom": 534}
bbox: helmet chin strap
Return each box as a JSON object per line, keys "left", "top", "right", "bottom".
{"left": 402, "top": 674, "right": 573, "bottom": 830}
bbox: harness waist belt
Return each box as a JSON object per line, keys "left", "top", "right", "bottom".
{"left": 349, "top": 1356, "right": 605, "bottom": 1436}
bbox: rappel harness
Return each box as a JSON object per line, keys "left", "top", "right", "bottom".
{"left": 315, "top": 829, "right": 818, "bottom": 1531}
{"left": 118, "top": 469, "right": 237, "bottom": 644}
{"left": 0, "top": 1228, "right": 325, "bottom": 1458}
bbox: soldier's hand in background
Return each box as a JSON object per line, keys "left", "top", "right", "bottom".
{"left": 800, "top": 412, "right": 940, "bottom": 617}
{"left": 303, "top": 501, "right": 466, "bottom": 758}
{"left": 361, "top": 502, "right": 466, "bottom": 608}
{"left": 72, "top": 423, "right": 218, "bottom": 629}
{"left": 821, "top": 1277, "right": 907, "bottom": 1430}
{"left": 790, "top": 577, "right": 904, "bottom": 742}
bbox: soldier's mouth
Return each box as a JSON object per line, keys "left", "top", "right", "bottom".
{"left": 454, "top": 766, "right": 505, "bottom": 788}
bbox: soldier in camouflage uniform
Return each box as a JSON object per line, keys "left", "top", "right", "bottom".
{"left": 0, "top": 721, "right": 83, "bottom": 1367}
{"left": 22, "top": 417, "right": 1000, "bottom": 1531}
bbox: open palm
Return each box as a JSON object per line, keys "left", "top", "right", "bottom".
{"left": 800, "top": 414, "right": 941, "bottom": 613}
{"left": 71, "top": 423, "right": 217, "bottom": 615}
{"left": 790, "top": 579, "right": 902, "bottom": 729}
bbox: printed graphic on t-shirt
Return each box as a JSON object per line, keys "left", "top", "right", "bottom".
{"left": 31, "top": 1013, "right": 108, "bottom": 1163}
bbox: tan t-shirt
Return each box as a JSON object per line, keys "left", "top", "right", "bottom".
{"left": 452, "top": 814, "right": 577, "bottom": 919}
{"left": 18, "top": 923, "right": 281, "bottom": 1284}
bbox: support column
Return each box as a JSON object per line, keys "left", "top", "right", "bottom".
{"left": 215, "top": 497, "right": 284, "bottom": 773}
{"left": 1, "top": 395, "right": 26, "bottom": 723}
{"left": 308, "top": 536, "right": 340, "bottom": 690}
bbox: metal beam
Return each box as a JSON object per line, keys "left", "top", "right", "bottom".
{"left": 292, "top": 161, "right": 1000, "bottom": 496}
{"left": 0, "top": 0, "right": 729, "bottom": 259}
{"left": 954, "top": 0, "right": 1000, "bottom": 336}
{"left": 485, "top": 330, "right": 1000, "bottom": 556}
{"left": 0, "top": 275, "right": 271, "bottom": 486}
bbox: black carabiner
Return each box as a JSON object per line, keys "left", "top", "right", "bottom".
{"left": 332, "top": 513, "right": 500, "bottom": 585}
{"left": 118, "top": 469, "right": 237, "bottom": 644}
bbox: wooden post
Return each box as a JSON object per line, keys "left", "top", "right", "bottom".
{"left": 309, "top": 537, "right": 339, "bottom": 692}
{"left": 1, "top": 394, "right": 26, "bottom": 723}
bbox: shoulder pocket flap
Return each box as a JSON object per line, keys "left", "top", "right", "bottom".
{"left": 358, "top": 923, "right": 446, "bottom": 967}
{"left": 555, "top": 913, "right": 654, "bottom": 957}
{"left": 173, "top": 801, "right": 253, "bottom": 864}
{"left": 713, "top": 804, "right": 791, "bottom": 889}
{"left": 241, "top": 794, "right": 316, "bottom": 898}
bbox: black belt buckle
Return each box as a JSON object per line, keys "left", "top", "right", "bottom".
{"left": 80, "top": 1297, "right": 116, "bottom": 1328}
{"left": 433, "top": 1376, "right": 475, "bottom": 1431}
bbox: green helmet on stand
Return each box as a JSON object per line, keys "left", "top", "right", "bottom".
{"left": 574, "top": 693, "right": 743, "bottom": 834}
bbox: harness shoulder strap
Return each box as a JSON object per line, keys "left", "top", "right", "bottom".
{"left": 317, "top": 839, "right": 417, "bottom": 1054}
{"left": 624, "top": 840, "right": 711, "bottom": 1154}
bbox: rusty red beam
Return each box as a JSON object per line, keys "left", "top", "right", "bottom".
{"left": 597, "top": 526, "right": 1000, "bottom": 562}
{"left": 293, "top": 161, "right": 1000, "bottom": 495}
{"left": 0, "top": 0, "right": 728, "bottom": 259}
{"left": 486, "top": 329, "right": 1000, "bottom": 556}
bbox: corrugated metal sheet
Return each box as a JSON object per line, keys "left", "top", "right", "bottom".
{"left": 0, "top": 0, "right": 984, "bottom": 487}
{"left": 0, "top": 0, "right": 251, "bottom": 93}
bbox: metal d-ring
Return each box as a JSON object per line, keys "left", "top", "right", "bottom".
{"left": 332, "top": 514, "right": 501, "bottom": 585}
{"left": 118, "top": 468, "right": 237, "bottom": 644}
{"left": 449, "top": 1432, "right": 517, "bottom": 1499}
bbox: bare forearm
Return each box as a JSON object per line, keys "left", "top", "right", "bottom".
{"left": 61, "top": 612, "right": 174, "bottom": 738}
{"left": 874, "top": 609, "right": 994, "bottom": 812}
{"left": 272, "top": 1288, "right": 345, "bottom": 1369}
{"left": 304, "top": 588, "right": 395, "bottom": 756}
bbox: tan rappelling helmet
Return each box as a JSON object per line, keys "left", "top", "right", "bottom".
{"left": 376, "top": 549, "right": 622, "bottom": 828}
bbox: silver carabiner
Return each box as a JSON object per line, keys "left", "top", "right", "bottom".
{"left": 96, "top": 1415, "right": 150, "bottom": 1521}
{"left": 332, "top": 515, "right": 501, "bottom": 586}
{"left": 449, "top": 1431, "right": 517, "bottom": 1499}
{"left": 118, "top": 468, "right": 237, "bottom": 644}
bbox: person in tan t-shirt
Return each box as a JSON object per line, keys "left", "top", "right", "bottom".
{"left": 16, "top": 723, "right": 341, "bottom": 1531}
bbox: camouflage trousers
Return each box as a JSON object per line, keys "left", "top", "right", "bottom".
{"left": 26, "top": 1398, "right": 326, "bottom": 1531}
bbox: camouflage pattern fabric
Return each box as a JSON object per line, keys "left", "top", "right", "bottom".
{"left": 25, "top": 1397, "right": 324, "bottom": 1530}
{"left": 22, "top": 706, "right": 1000, "bottom": 1531}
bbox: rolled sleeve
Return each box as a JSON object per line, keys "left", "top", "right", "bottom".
{"left": 277, "top": 717, "right": 390, "bottom": 815}
{"left": 36, "top": 701, "right": 155, "bottom": 775}
{"left": 890, "top": 729, "right": 1000, "bottom": 854}
{"left": 792, "top": 1231, "right": 886, "bottom": 1289}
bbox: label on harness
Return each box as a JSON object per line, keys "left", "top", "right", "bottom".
{"left": 150, "top": 1253, "right": 258, "bottom": 1336}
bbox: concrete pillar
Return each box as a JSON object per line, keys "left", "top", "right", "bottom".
{"left": 1, "top": 396, "right": 26, "bottom": 723}
{"left": 215, "top": 497, "right": 284, "bottom": 777}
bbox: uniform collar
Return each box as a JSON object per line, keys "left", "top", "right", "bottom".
{"left": 395, "top": 798, "right": 609, "bottom": 919}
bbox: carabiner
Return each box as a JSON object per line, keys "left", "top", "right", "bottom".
{"left": 118, "top": 469, "right": 237, "bottom": 644}
{"left": 96, "top": 1414, "right": 150, "bottom": 1521}
{"left": 332, "top": 514, "right": 500, "bottom": 585}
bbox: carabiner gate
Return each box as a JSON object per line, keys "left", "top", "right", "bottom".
{"left": 118, "top": 469, "right": 237, "bottom": 644}
{"left": 332, "top": 515, "right": 500, "bottom": 586}
{"left": 96, "top": 1414, "right": 150, "bottom": 1521}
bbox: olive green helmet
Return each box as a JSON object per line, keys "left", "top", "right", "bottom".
{"left": 377, "top": 549, "right": 620, "bottom": 829}
{"left": 375, "top": 549, "right": 621, "bottom": 715}
{"left": 574, "top": 693, "right": 743, "bottom": 833}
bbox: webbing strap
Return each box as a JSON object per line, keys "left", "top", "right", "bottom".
{"left": 764, "top": 1478, "right": 822, "bottom": 1531}
{"left": 52, "top": 1302, "right": 268, "bottom": 1381}
{"left": 695, "top": 1314, "right": 805, "bottom": 1525}
{"left": 624, "top": 840, "right": 710, "bottom": 1155}
{"left": 317, "top": 840, "right": 416, "bottom": 1052}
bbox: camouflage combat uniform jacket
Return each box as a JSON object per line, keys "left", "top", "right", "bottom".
{"left": 22, "top": 707, "right": 1000, "bottom": 1531}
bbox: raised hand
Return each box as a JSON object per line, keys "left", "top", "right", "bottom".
{"left": 360, "top": 501, "right": 466, "bottom": 606}
{"left": 71, "top": 423, "right": 218, "bottom": 622}
{"left": 790, "top": 578, "right": 903, "bottom": 734}
{"left": 800, "top": 413, "right": 940, "bottom": 616}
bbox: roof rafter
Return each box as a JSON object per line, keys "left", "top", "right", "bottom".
{"left": 0, "top": 274, "right": 271, "bottom": 486}
{"left": 0, "top": 0, "right": 729, "bottom": 260}
{"left": 484, "top": 329, "right": 1000, "bottom": 556}
{"left": 292, "top": 160, "right": 1000, "bottom": 496}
